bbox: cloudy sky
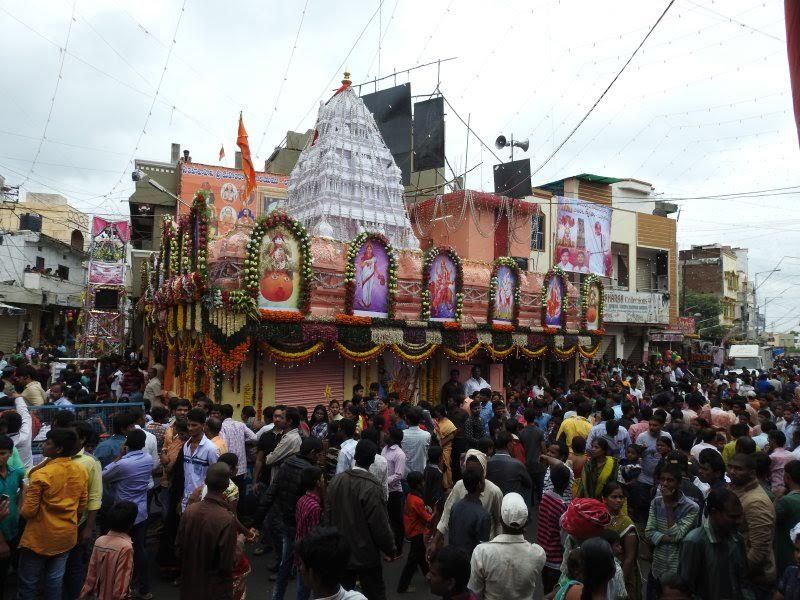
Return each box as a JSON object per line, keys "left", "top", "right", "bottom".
{"left": 1, "top": 0, "right": 798, "bottom": 330}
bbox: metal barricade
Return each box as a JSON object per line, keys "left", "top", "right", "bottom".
{"left": 29, "top": 402, "right": 145, "bottom": 454}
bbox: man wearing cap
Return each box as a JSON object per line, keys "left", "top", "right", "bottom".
{"left": 468, "top": 492, "right": 545, "bottom": 600}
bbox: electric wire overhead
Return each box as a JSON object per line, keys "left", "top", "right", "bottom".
{"left": 20, "top": 0, "right": 78, "bottom": 187}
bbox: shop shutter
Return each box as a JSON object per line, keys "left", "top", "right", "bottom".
{"left": 625, "top": 335, "right": 644, "bottom": 363}
{"left": 0, "top": 315, "right": 21, "bottom": 354}
{"left": 274, "top": 352, "right": 344, "bottom": 414}
{"left": 600, "top": 335, "right": 616, "bottom": 361}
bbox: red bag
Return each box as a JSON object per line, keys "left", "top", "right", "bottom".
{"left": 559, "top": 498, "right": 611, "bottom": 540}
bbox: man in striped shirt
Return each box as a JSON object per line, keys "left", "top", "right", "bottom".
{"left": 644, "top": 462, "right": 699, "bottom": 596}
{"left": 535, "top": 464, "right": 570, "bottom": 593}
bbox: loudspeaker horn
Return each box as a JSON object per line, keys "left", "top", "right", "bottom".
{"left": 495, "top": 135, "right": 507, "bottom": 150}
{"left": 517, "top": 139, "right": 529, "bottom": 152}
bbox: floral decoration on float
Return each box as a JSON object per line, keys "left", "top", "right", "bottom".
{"left": 420, "top": 247, "right": 464, "bottom": 322}
{"left": 242, "top": 212, "right": 313, "bottom": 316}
{"left": 541, "top": 266, "right": 569, "bottom": 334}
{"left": 343, "top": 232, "right": 398, "bottom": 318}
{"left": 488, "top": 257, "right": 521, "bottom": 327}
{"left": 580, "top": 274, "right": 605, "bottom": 335}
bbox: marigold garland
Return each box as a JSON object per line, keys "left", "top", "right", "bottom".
{"left": 258, "top": 309, "right": 304, "bottom": 323}
{"left": 552, "top": 345, "right": 576, "bottom": 360}
{"left": 343, "top": 232, "right": 398, "bottom": 318}
{"left": 442, "top": 342, "right": 482, "bottom": 362}
{"left": 541, "top": 266, "right": 569, "bottom": 332}
{"left": 578, "top": 343, "right": 602, "bottom": 359}
{"left": 242, "top": 212, "right": 313, "bottom": 316}
{"left": 491, "top": 323, "right": 515, "bottom": 332}
{"left": 420, "top": 246, "right": 464, "bottom": 322}
{"left": 334, "top": 341, "right": 385, "bottom": 363}
{"left": 390, "top": 343, "right": 438, "bottom": 364}
{"left": 335, "top": 314, "right": 372, "bottom": 326}
{"left": 519, "top": 345, "right": 548, "bottom": 359}
{"left": 203, "top": 338, "right": 250, "bottom": 377}
{"left": 263, "top": 341, "right": 325, "bottom": 363}
{"left": 486, "top": 345, "right": 515, "bottom": 360}
{"left": 488, "top": 257, "right": 521, "bottom": 326}
{"left": 442, "top": 321, "right": 462, "bottom": 331}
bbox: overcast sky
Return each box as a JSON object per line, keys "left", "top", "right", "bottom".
{"left": 1, "top": 0, "right": 798, "bottom": 331}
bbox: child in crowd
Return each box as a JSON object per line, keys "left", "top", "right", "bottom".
{"left": 80, "top": 501, "right": 137, "bottom": 600}
{"left": 447, "top": 465, "right": 490, "bottom": 557}
{"left": 619, "top": 443, "right": 642, "bottom": 484}
{"left": 397, "top": 471, "right": 432, "bottom": 594}
{"left": 423, "top": 445, "right": 444, "bottom": 508}
{"left": 537, "top": 463, "right": 570, "bottom": 593}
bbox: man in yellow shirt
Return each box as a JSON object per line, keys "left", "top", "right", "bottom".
{"left": 205, "top": 417, "right": 228, "bottom": 456}
{"left": 556, "top": 402, "right": 593, "bottom": 448}
{"left": 18, "top": 428, "right": 88, "bottom": 600}
{"left": 63, "top": 421, "right": 103, "bottom": 600}
{"left": 15, "top": 365, "right": 46, "bottom": 406}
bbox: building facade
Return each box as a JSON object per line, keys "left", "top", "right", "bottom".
{"left": 533, "top": 174, "right": 679, "bottom": 363}
{"left": 680, "top": 244, "right": 742, "bottom": 329}
{"left": 0, "top": 230, "right": 87, "bottom": 352}
{"left": 0, "top": 193, "right": 88, "bottom": 250}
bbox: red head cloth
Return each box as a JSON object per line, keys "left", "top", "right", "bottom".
{"left": 559, "top": 498, "right": 611, "bottom": 540}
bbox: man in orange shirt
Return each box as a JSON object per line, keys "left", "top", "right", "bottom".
{"left": 18, "top": 428, "right": 88, "bottom": 600}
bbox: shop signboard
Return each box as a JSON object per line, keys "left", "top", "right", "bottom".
{"left": 604, "top": 290, "right": 669, "bottom": 324}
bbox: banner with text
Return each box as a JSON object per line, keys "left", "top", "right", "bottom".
{"left": 603, "top": 290, "right": 669, "bottom": 324}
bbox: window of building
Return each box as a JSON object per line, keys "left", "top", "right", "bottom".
{"left": 530, "top": 213, "right": 544, "bottom": 251}
{"left": 35, "top": 256, "right": 45, "bottom": 271}
{"left": 611, "top": 242, "right": 629, "bottom": 289}
{"left": 56, "top": 265, "right": 69, "bottom": 280}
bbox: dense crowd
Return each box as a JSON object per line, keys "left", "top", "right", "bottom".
{"left": 2, "top": 352, "right": 800, "bottom": 599}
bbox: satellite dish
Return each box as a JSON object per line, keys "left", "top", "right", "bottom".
{"left": 495, "top": 135, "right": 507, "bottom": 150}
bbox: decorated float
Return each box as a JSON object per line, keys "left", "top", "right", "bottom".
{"left": 138, "top": 74, "right": 604, "bottom": 411}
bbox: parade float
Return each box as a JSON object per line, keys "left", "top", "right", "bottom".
{"left": 139, "top": 74, "right": 604, "bottom": 412}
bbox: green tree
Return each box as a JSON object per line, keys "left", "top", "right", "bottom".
{"left": 682, "top": 292, "right": 729, "bottom": 342}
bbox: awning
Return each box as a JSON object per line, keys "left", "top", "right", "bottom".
{"left": 0, "top": 303, "right": 26, "bottom": 316}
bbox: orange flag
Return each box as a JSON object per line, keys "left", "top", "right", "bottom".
{"left": 218, "top": 144, "right": 225, "bottom": 162}
{"left": 237, "top": 113, "right": 256, "bottom": 199}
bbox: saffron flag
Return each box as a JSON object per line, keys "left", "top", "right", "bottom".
{"left": 787, "top": 0, "right": 800, "bottom": 146}
{"left": 237, "top": 113, "right": 256, "bottom": 200}
{"left": 219, "top": 144, "right": 225, "bottom": 162}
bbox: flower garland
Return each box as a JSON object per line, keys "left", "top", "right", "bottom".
{"left": 519, "top": 345, "right": 548, "bottom": 359}
{"left": 488, "top": 257, "right": 521, "bottom": 326}
{"left": 343, "top": 232, "right": 398, "bottom": 318}
{"left": 578, "top": 342, "right": 601, "bottom": 359}
{"left": 259, "top": 309, "right": 304, "bottom": 323}
{"left": 242, "top": 212, "right": 312, "bottom": 315}
{"left": 335, "top": 314, "right": 372, "bottom": 326}
{"left": 580, "top": 274, "right": 605, "bottom": 335}
{"left": 203, "top": 338, "right": 250, "bottom": 377}
{"left": 420, "top": 247, "right": 464, "bottom": 322}
{"left": 335, "top": 341, "right": 385, "bottom": 363}
{"left": 163, "top": 218, "right": 179, "bottom": 279}
{"left": 390, "top": 343, "right": 438, "bottom": 365}
{"left": 541, "top": 266, "right": 569, "bottom": 333}
{"left": 189, "top": 190, "right": 210, "bottom": 281}
{"left": 442, "top": 342, "right": 482, "bottom": 362}
{"left": 264, "top": 341, "right": 325, "bottom": 364}
{"left": 552, "top": 345, "right": 576, "bottom": 361}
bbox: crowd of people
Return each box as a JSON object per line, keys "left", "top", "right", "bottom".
{"left": 3, "top": 353, "right": 800, "bottom": 599}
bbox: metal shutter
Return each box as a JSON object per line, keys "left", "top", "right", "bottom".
{"left": 600, "top": 335, "right": 616, "bottom": 361}
{"left": 625, "top": 335, "right": 644, "bottom": 363}
{"left": 274, "top": 351, "right": 345, "bottom": 414}
{"left": 0, "top": 315, "right": 21, "bottom": 354}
